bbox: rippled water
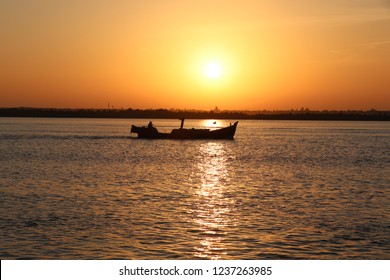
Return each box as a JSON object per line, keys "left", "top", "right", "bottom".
{"left": 0, "top": 118, "right": 389, "bottom": 259}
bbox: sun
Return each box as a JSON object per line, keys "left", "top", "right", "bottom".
{"left": 204, "top": 62, "right": 223, "bottom": 79}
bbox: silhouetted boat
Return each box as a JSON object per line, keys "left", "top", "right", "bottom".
{"left": 131, "top": 119, "right": 238, "bottom": 139}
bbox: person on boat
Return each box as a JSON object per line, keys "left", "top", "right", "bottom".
{"left": 148, "top": 121, "right": 153, "bottom": 128}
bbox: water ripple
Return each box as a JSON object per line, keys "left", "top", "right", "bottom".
{"left": 1, "top": 119, "right": 389, "bottom": 259}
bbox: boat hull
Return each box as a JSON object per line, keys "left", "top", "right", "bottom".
{"left": 131, "top": 121, "right": 238, "bottom": 139}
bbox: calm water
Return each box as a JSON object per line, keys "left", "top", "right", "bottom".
{"left": 0, "top": 118, "right": 389, "bottom": 259}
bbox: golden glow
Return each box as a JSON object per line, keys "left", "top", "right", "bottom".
{"left": 0, "top": 1, "right": 389, "bottom": 109}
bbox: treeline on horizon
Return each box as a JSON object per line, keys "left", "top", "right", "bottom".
{"left": 0, "top": 107, "right": 389, "bottom": 121}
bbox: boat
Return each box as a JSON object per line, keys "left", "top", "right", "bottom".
{"left": 130, "top": 119, "right": 238, "bottom": 139}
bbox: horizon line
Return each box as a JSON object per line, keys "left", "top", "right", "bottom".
{"left": 1, "top": 107, "right": 390, "bottom": 112}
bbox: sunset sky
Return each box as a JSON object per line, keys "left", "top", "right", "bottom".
{"left": 1, "top": 0, "right": 389, "bottom": 110}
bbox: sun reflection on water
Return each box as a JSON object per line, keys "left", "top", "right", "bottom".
{"left": 201, "top": 119, "right": 219, "bottom": 128}
{"left": 190, "top": 142, "right": 236, "bottom": 259}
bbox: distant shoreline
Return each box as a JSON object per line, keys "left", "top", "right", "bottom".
{"left": 0, "top": 107, "right": 389, "bottom": 121}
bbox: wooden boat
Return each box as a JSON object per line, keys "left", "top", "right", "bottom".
{"left": 131, "top": 120, "right": 238, "bottom": 139}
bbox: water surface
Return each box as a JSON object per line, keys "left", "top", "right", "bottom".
{"left": 0, "top": 118, "right": 389, "bottom": 259}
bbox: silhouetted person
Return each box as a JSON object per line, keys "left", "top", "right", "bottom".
{"left": 148, "top": 121, "right": 153, "bottom": 128}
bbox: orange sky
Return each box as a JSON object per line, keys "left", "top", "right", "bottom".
{"left": 1, "top": 0, "right": 389, "bottom": 110}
